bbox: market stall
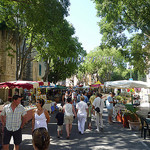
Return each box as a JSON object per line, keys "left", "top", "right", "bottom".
{"left": 105, "top": 80, "right": 150, "bottom": 129}
{"left": 43, "top": 101, "right": 56, "bottom": 113}
{"left": 24, "top": 105, "right": 37, "bottom": 122}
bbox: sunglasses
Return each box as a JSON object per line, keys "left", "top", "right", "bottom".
{"left": 36, "top": 101, "right": 40, "bottom": 104}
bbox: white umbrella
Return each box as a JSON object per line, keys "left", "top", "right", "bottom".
{"left": 104, "top": 80, "right": 150, "bottom": 89}
{"left": 105, "top": 80, "right": 150, "bottom": 105}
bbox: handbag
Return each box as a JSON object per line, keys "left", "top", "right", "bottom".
{"left": 95, "top": 107, "right": 100, "bottom": 113}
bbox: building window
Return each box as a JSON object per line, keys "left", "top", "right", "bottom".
{"left": 39, "top": 64, "right": 41, "bottom": 76}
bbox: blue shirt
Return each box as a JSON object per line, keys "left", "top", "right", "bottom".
{"left": 106, "top": 96, "right": 113, "bottom": 110}
{"left": 83, "top": 95, "right": 89, "bottom": 103}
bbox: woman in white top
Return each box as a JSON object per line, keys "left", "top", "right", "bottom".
{"left": 76, "top": 96, "right": 88, "bottom": 134}
{"left": 63, "top": 97, "right": 76, "bottom": 139}
{"left": 32, "top": 99, "right": 50, "bottom": 132}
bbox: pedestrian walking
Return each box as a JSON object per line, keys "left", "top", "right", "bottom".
{"left": 63, "top": 97, "right": 76, "bottom": 139}
{"left": 0, "top": 95, "right": 26, "bottom": 150}
{"left": 92, "top": 93, "right": 104, "bottom": 132}
{"left": 55, "top": 106, "right": 64, "bottom": 138}
{"left": 76, "top": 96, "right": 88, "bottom": 135}
{"left": 87, "top": 102, "right": 92, "bottom": 130}
{"left": 83, "top": 91, "right": 89, "bottom": 103}
{"left": 32, "top": 99, "right": 50, "bottom": 132}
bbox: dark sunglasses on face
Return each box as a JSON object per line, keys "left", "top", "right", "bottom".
{"left": 36, "top": 102, "right": 40, "bottom": 104}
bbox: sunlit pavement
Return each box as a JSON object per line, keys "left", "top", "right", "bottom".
{"left": 9, "top": 108, "right": 150, "bottom": 150}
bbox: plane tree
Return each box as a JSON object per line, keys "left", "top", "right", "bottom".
{"left": 93, "top": 0, "right": 150, "bottom": 75}
{"left": 0, "top": 0, "right": 71, "bottom": 80}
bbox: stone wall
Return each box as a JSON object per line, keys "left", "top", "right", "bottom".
{"left": 0, "top": 30, "right": 16, "bottom": 102}
{"left": 0, "top": 30, "right": 16, "bottom": 82}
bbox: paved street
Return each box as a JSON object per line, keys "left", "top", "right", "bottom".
{"left": 8, "top": 108, "right": 150, "bottom": 150}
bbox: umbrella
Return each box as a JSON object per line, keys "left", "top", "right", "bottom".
{"left": 0, "top": 80, "right": 44, "bottom": 89}
{"left": 90, "top": 80, "right": 103, "bottom": 88}
{"left": 104, "top": 80, "right": 150, "bottom": 89}
{"left": 104, "top": 80, "right": 150, "bottom": 105}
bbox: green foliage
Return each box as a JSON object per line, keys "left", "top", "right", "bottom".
{"left": 0, "top": 0, "right": 86, "bottom": 81}
{"left": 123, "top": 110, "right": 138, "bottom": 122}
{"left": 77, "top": 47, "right": 127, "bottom": 83}
{"left": 125, "top": 104, "right": 138, "bottom": 113}
{"left": 93, "top": 0, "right": 150, "bottom": 74}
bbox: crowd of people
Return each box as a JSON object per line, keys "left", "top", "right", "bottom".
{"left": 0, "top": 89, "right": 116, "bottom": 150}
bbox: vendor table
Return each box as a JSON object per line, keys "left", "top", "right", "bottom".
{"left": 24, "top": 106, "right": 36, "bottom": 122}
{"left": 43, "top": 102, "right": 56, "bottom": 113}
{"left": 43, "top": 103, "right": 52, "bottom": 113}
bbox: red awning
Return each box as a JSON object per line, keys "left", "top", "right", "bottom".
{"left": 0, "top": 80, "right": 44, "bottom": 90}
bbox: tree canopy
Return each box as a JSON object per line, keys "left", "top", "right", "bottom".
{"left": 93, "top": 0, "right": 150, "bottom": 75}
{"left": 77, "top": 47, "right": 128, "bottom": 84}
{"left": 0, "top": 0, "right": 86, "bottom": 81}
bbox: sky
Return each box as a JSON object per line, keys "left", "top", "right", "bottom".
{"left": 66, "top": 0, "right": 102, "bottom": 53}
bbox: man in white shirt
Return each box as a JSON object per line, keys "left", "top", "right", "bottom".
{"left": 92, "top": 93, "right": 104, "bottom": 132}
{"left": 76, "top": 96, "right": 88, "bottom": 135}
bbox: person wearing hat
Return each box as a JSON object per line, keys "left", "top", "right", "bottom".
{"left": 55, "top": 106, "right": 64, "bottom": 138}
{"left": 1, "top": 95, "right": 26, "bottom": 150}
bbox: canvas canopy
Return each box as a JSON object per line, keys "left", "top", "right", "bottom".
{"left": 104, "top": 80, "right": 150, "bottom": 89}
{"left": 0, "top": 80, "right": 44, "bottom": 90}
{"left": 90, "top": 81, "right": 103, "bottom": 88}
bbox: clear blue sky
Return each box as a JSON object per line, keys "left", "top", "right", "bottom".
{"left": 66, "top": 0, "right": 102, "bottom": 53}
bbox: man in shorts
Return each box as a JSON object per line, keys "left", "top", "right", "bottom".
{"left": 1, "top": 95, "right": 26, "bottom": 150}
{"left": 106, "top": 92, "right": 115, "bottom": 124}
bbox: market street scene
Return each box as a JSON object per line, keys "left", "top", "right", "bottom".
{"left": 0, "top": 0, "right": 150, "bottom": 150}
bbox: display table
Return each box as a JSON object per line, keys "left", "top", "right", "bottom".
{"left": 114, "top": 104, "right": 125, "bottom": 120}
{"left": 43, "top": 103, "right": 52, "bottom": 113}
{"left": 24, "top": 106, "right": 36, "bottom": 123}
{"left": 43, "top": 102, "right": 56, "bottom": 113}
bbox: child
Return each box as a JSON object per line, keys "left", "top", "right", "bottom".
{"left": 55, "top": 106, "right": 64, "bottom": 138}
{"left": 87, "top": 102, "right": 92, "bottom": 130}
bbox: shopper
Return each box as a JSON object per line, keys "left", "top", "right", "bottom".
{"left": 76, "top": 96, "right": 88, "bottom": 134}
{"left": 55, "top": 106, "right": 64, "bottom": 138}
{"left": 92, "top": 93, "right": 104, "bottom": 132}
{"left": 106, "top": 92, "right": 115, "bottom": 124}
{"left": 87, "top": 102, "right": 92, "bottom": 130}
{"left": 32, "top": 127, "right": 50, "bottom": 150}
{"left": 63, "top": 97, "right": 76, "bottom": 139}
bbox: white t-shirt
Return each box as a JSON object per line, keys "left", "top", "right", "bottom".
{"left": 64, "top": 103, "right": 73, "bottom": 116}
{"left": 93, "top": 97, "right": 104, "bottom": 114}
{"left": 76, "top": 101, "right": 88, "bottom": 117}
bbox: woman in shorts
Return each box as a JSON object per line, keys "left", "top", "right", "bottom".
{"left": 63, "top": 97, "right": 76, "bottom": 139}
